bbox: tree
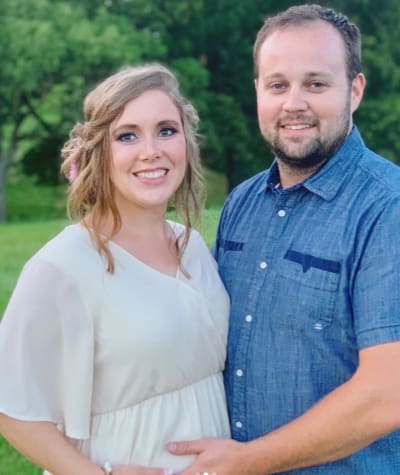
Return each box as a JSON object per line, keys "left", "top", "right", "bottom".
{"left": 3, "top": 0, "right": 400, "bottom": 216}
{"left": 0, "top": 0, "right": 165, "bottom": 221}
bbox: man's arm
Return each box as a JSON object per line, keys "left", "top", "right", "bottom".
{"left": 168, "top": 340, "right": 400, "bottom": 475}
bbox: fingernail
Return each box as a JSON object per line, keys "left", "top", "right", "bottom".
{"left": 163, "top": 468, "right": 174, "bottom": 475}
{"left": 166, "top": 442, "right": 176, "bottom": 452}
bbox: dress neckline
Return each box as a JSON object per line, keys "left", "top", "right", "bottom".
{"left": 71, "top": 221, "right": 186, "bottom": 281}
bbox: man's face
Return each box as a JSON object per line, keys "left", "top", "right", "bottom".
{"left": 255, "top": 20, "right": 365, "bottom": 171}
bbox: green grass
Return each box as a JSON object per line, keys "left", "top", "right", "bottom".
{"left": 6, "top": 175, "right": 67, "bottom": 222}
{"left": 0, "top": 438, "right": 42, "bottom": 475}
{"left": 203, "top": 166, "right": 228, "bottom": 208}
{"left": 0, "top": 208, "right": 221, "bottom": 474}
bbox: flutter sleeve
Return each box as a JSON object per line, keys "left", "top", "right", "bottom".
{"left": 0, "top": 258, "right": 94, "bottom": 439}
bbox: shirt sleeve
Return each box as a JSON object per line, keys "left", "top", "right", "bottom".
{"left": 352, "top": 196, "right": 400, "bottom": 349}
{"left": 0, "top": 258, "right": 94, "bottom": 439}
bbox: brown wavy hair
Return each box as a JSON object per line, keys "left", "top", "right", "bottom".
{"left": 61, "top": 63, "right": 205, "bottom": 273}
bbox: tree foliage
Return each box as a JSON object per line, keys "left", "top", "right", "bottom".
{"left": 0, "top": 0, "right": 165, "bottom": 219}
{"left": 1, "top": 0, "right": 399, "bottom": 221}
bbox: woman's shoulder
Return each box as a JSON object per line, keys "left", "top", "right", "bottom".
{"left": 34, "top": 224, "right": 90, "bottom": 259}
{"left": 167, "top": 220, "right": 206, "bottom": 253}
{"left": 28, "top": 223, "right": 102, "bottom": 277}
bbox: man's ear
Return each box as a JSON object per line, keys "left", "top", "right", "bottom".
{"left": 351, "top": 73, "right": 366, "bottom": 114}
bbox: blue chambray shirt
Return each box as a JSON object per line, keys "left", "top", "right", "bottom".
{"left": 214, "top": 127, "right": 400, "bottom": 474}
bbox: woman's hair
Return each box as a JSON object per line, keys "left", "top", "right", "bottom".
{"left": 61, "top": 63, "right": 205, "bottom": 273}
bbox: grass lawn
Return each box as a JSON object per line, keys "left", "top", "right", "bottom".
{"left": 0, "top": 207, "right": 222, "bottom": 474}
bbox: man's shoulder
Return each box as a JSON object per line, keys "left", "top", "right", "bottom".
{"left": 357, "top": 147, "right": 400, "bottom": 194}
{"left": 227, "top": 169, "right": 269, "bottom": 203}
{"left": 217, "top": 170, "right": 270, "bottom": 235}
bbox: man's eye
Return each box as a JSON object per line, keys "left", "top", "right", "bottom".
{"left": 159, "top": 127, "right": 177, "bottom": 137}
{"left": 269, "top": 83, "right": 286, "bottom": 92}
{"left": 310, "top": 82, "right": 326, "bottom": 89}
{"left": 117, "top": 132, "right": 136, "bottom": 142}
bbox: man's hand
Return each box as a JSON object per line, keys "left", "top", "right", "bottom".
{"left": 167, "top": 438, "right": 257, "bottom": 475}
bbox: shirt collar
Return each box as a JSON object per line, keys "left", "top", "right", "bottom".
{"left": 260, "top": 127, "right": 365, "bottom": 200}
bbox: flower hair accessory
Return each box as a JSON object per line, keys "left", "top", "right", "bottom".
{"left": 67, "top": 138, "right": 83, "bottom": 183}
{"left": 68, "top": 159, "right": 78, "bottom": 183}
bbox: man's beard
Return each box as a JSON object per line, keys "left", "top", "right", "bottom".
{"left": 268, "top": 101, "right": 351, "bottom": 171}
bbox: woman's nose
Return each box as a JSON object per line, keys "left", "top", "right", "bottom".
{"left": 139, "top": 136, "right": 161, "bottom": 160}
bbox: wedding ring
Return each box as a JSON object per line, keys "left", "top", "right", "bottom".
{"left": 102, "top": 461, "right": 112, "bottom": 475}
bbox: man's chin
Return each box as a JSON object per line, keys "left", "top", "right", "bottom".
{"left": 273, "top": 146, "right": 328, "bottom": 171}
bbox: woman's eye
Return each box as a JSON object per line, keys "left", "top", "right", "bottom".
{"left": 117, "top": 132, "right": 136, "bottom": 142}
{"left": 159, "top": 127, "right": 177, "bottom": 137}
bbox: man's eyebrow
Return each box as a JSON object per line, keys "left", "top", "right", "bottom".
{"left": 262, "top": 73, "right": 285, "bottom": 82}
{"left": 262, "top": 71, "right": 333, "bottom": 83}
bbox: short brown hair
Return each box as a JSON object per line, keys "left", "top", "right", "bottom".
{"left": 253, "top": 4, "right": 362, "bottom": 82}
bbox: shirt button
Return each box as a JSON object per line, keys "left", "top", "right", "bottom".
{"left": 236, "top": 369, "right": 243, "bottom": 377}
{"left": 235, "top": 421, "right": 243, "bottom": 429}
{"left": 259, "top": 261, "right": 268, "bottom": 269}
{"left": 277, "top": 209, "right": 286, "bottom": 217}
{"left": 245, "top": 314, "right": 253, "bottom": 322}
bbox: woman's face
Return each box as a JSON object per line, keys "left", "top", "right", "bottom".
{"left": 109, "top": 89, "right": 187, "bottom": 217}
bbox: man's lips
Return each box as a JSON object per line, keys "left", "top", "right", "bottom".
{"left": 281, "top": 123, "right": 314, "bottom": 130}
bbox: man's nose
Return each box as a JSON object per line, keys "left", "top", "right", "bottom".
{"left": 282, "top": 86, "right": 308, "bottom": 112}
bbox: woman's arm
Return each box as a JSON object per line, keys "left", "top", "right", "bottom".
{"left": 0, "top": 413, "right": 103, "bottom": 475}
{"left": 0, "top": 414, "right": 169, "bottom": 475}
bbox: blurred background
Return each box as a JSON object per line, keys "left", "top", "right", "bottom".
{"left": 1, "top": 0, "right": 399, "bottom": 223}
{"left": 0, "top": 1, "right": 399, "bottom": 473}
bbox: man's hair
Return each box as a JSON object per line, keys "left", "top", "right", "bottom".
{"left": 253, "top": 4, "right": 362, "bottom": 81}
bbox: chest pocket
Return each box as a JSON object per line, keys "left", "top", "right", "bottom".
{"left": 274, "top": 250, "right": 341, "bottom": 329}
{"left": 217, "top": 239, "right": 245, "bottom": 293}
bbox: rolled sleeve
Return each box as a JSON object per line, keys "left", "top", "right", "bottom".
{"left": 353, "top": 197, "right": 400, "bottom": 348}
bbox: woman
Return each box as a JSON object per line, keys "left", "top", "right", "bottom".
{"left": 0, "top": 64, "right": 230, "bottom": 475}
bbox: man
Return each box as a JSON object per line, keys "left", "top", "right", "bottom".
{"left": 168, "top": 4, "right": 400, "bottom": 474}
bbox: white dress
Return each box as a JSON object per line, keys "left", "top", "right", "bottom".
{"left": 0, "top": 222, "right": 230, "bottom": 472}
